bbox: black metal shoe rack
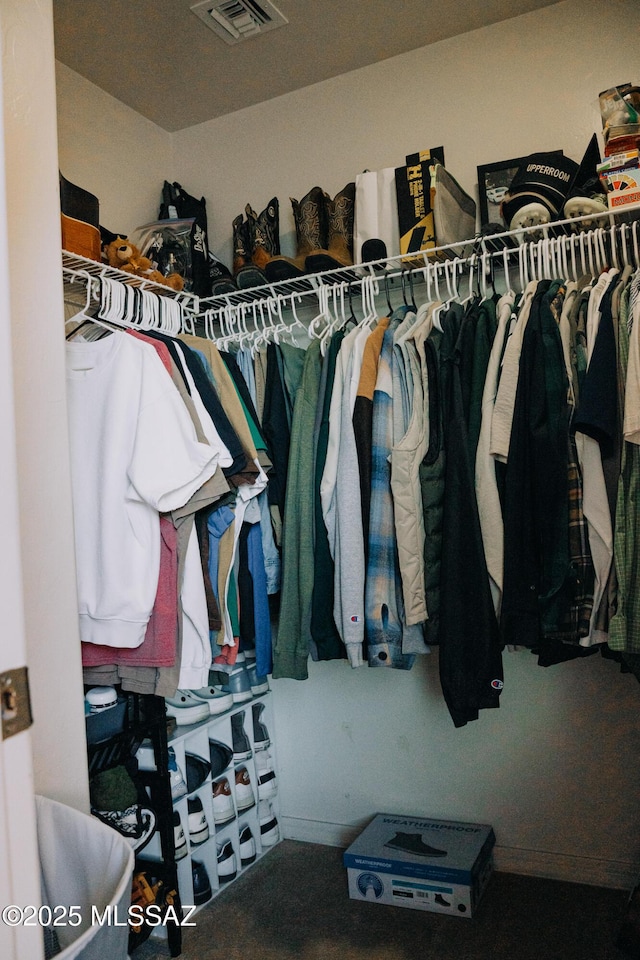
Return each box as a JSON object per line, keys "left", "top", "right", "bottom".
{"left": 86, "top": 691, "right": 183, "bottom": 957}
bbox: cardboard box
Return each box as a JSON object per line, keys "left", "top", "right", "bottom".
{"left": 343, "top": 813, "right": 495, "bottom": 918}
{"left": 599, "top": 164, "right": 640, "bottom": 209}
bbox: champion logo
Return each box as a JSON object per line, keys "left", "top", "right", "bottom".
{"left": 491, "top": 679, "right": 504, "bottom": 690}
{"left": 350, "top": 615, "right": 362, "bottom": 623}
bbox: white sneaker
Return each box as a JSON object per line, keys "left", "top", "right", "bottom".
{"left": 255, "top": 750, "right": 278, "bottom": 800}
{"left": 165, "top": 690, "right": 211, "bottom": 726}
{"left": 234, "top": 767, "right": 256, "bottom": 812}
{"left": 239, "top": 824, "right": 257, "bottom": 867}
{"left": 217, "top": 839, "right": 237, "bottom": 883}
{"left": 212, "top": 777, "right": 235, "bottom": 825}
{"left": 173, "top": 810, "right": 188, "bottom": 860}
{"left": 187, "top": 795, "right": 210, "bottom": 846}
{"left": 259, "top": 800, "right": 279, "bottom": 846}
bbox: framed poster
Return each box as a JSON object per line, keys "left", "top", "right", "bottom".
{"left": 477, "top": 157, "right": 525, "bottom": 228}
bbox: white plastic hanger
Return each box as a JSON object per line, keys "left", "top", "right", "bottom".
{"left": 518, "top": 239, "right": 529, "bottom": 291}
{"left": 592, "top": 229, "right": 605, "bottom": 274}
{"left": 320, "top": 280, "right": 347, "bottom": 356}
{"left": 308, "top": 284, "right": 331, "bottom": 340}
{"left": 501, "top": 248, "right": 515, "bottom": 295}
{"left": 569, "top": 233, "right": 579, "bottom": 282}
{"left": 283, "top": 294, "right": 308, "bottom": 346}
{"left": 545, "top": 237, "right": 560, "bottom": 280}
{"left": 430, "top": 263, "right": 446, "bottom": 332}
{"left": 360, "top": 273, "right": 380, "bottom": 329}
{"left": 479, "top": 240, "right": 496, "bottom": 301}
{"left": 245, "top": 301, "right": 260, "bottom": 355}
{"left": 619, "top": 223, "right": 630, "bottom": 269}
{"left": 609, "top": 224, "right": 620, "bottom": 270}
{"left": 203, "top": 307, "right": 215, "bottom": 342}
{"left": 422, "top": 257, "right": 433, "bottom": 303}
{"left": 249, "top": 300, "right": 267, "bottom": 351}
{"left": 587, "top": 230, "right": 597, "bottom": 278}
{"left": 539, "top": 238, "right": 550, "bottom": 280}
{"left": 64, "top": 269, "right": 97, "bottom": 326}
{"left": 458, "top": 254, "right": 477, "bottom": 305}
{"left": 559, "top": 235, "right": 570, "bottom": 281}
{"left": 529, "top": 240, "right": 538, "bottom": 282}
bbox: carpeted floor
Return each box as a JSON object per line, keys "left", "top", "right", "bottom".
{"left": 132, "top": 840, "right": 633, "bottom": 960}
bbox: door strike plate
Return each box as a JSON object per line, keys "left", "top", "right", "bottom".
{"left": 1, "top": 667, "right": 33, "bottom": 739}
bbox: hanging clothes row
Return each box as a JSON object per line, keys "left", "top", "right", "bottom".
{"left": 64, "top": 276, "right": 278, "bottom": 699}
{"left": 202, "top": 211, "right": 640, "bottom": 728}
{"left": 61, "top": 206, "right": 640, "bottom": 727}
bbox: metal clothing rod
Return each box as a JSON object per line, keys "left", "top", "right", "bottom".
{"left": 198, "top": 204, "right": 640, "bottom": 350}
{"left": 61, "top": 202, "right": 640, "bottom": 344}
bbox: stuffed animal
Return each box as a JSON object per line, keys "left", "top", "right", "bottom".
{"left": 105, "top": 237, "right": 184, "bottom": 291}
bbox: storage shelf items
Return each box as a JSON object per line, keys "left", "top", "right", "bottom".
{"left": 86, "top": 692, "right": 184, "bottom": 958}
{"left": 136, "top": 692, "right": 281, "bottom": 925}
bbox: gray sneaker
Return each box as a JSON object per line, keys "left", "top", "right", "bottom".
{"left": 231, "top": 711, "right": 252, "bottom": 761}
{"left": 219, "top": 655, "right": 252, "bottom": 704}
{"left": 189, "top": 680, "right": 234, "bottom": 716}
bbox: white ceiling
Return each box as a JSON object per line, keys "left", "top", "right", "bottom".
{"left": 53, "top": 0, "right": 563, "bottom": 133}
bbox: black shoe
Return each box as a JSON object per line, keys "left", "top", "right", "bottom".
{"left": 252, "top": 702, "right": 270, "bottom": 751}
{"left": 192, "top": 859, "right": 212, "bottom": 906}
{"left": 384, "top": 832, "right": 447, "bottom": 858}
{"left": 208, "top": 738, "right": 233, "bottom": 778}
{"left": 185, "top": 753, "right": 211, "bottom": 794}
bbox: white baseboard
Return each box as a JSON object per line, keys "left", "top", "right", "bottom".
{"left": 280, "top": 816, "right": 637, "bottom": 890}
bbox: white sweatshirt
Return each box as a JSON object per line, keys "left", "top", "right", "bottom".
{"left": 66, "top": 332, "right": 221, "bottom": 648}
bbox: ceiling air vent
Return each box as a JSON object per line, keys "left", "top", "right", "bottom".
{"left": 190, "top": 0, "right": 288, "bottom": 45}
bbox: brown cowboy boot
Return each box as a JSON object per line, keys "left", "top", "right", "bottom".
{"left": 245, "top": 197, "right": 280, "bottom": 272}
{"left": 264, "top": 186, "right": 328, "bottom": 282}
{"left": 305, "top": 181, "right": 356, "bottom": 273}
{"left": 232, "top": 212, "right": 267, "bottom": 289}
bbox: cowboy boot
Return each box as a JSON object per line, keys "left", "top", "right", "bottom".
{"left": 305, "top": 181, "right": 356, "bottom": 273}
{"left": 233, "top": 212, "right": 267, "bottom": 290}
{"left": 264, "top": 186, "right": 328, "bottom": 282}
{"left": 246, "top": 197, "right": 280, "bottom": 272}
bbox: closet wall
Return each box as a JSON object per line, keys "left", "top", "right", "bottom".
{"left": 3, "top": 0, "right": 89, "bottom": 814}
{"left": 54, "top": 0, "right": 640, "bottom": 885}
{"left": 56, "top": 62, "right": 173, "bottom": 235}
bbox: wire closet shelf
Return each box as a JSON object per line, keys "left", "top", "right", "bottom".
{"left": 61, "top": 202, "right": 640, "bottom": 342}
{"left": 62, "top": 248, "right": 201, "bottom": 325}
{"left": 196, "top": 202, "right": 640, "bottom": 347}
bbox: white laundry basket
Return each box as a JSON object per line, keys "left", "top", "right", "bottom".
{"left": 36, "top": 794, "right": 134, "bottom": 960}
